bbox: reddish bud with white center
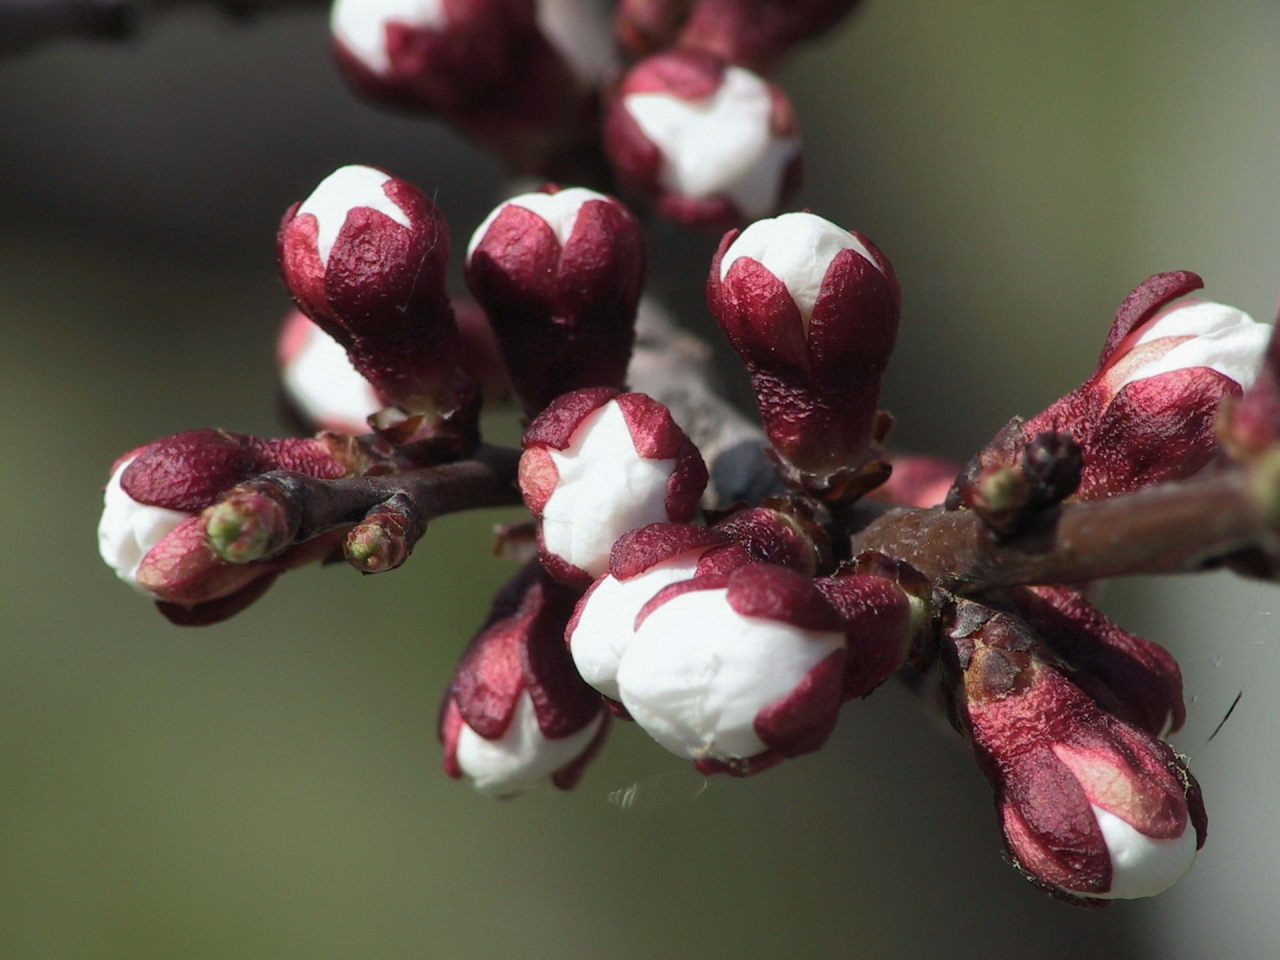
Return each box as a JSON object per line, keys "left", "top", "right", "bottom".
{"left": 990, "top": 272, "right": 1273, "bottom": 501}
{"left": 97, "top": 430, "right": 368, "bottom": 623}
{"left": 708, "top": 211, "right": 901, "bottom": 493}
{"left": 439, "top": 562, "right": 608, "bottom": 797}
{"left": 567, "top": 509, "right": 822, "bottom": 706}
{"left": 815, "top": 553, "right": 931, "bottom": 700}
{"left": 277, "top": 300, "right": 510, "bottom": 434}
{"left": 1007, "top": 585, "right": 1185, "bottom": 739}
{"left": 946, "top": 602, "right": 1207, "bottom": 904}
{"left": 330, "top": 0, "right": 580, "bottom": 168}
{"left": 1225, "top": 306, "right": 1280, "bottom": 460}
{"left": 604, "top": 50, "right": 801, "bottom": 230}
{"left": 277, "top": 309, "right": 383, "bottom": 435}
{"left": 867, "top": 454, "right": 962, "bottom": 508}
{"left": 677, "top": 0, "right": 862, "bottom": 74}
{"left": 616, "top": 563, "right": 846, "bottom": 776}
{"left": 278, "top": 165, "right": 479, "bottom": 452}
{"left": 519, "top": 388, "right": 708, "bottom": 586}
{"left": 465, "top": 185, "right": 646, "bottom": 416}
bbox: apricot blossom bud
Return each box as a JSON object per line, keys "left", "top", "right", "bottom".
{"left": 1008, "top": 585, "right": 1185, "bottom": 738}
{"left": 465, "top": 186, "right": 645, "bottom": 416}
{"left": 1015, "top": 273, "right": 1271, "bottom": 499}
{"left": 616, "top": 564, "right": 846, "bottom": 776}
{"left": 604, "top": 51, "right": 801, "bottom": 230}
{"left": 97, "top": 430, "right": 360, "bottom": 623}
{"left": 815, "top": 553, "right": 930, "bottom": 700}
{"left": 708, "top": 211, "right": 900, "bottom": 491}
{"left": 278, "top": 165, "right": 478, "bottom": 447}
{"left": 519, "top": 389, "right": 707, "bottom": 586}
{"left": 439, "top": 563, "right": 608, "bottom": 797}
{"left": 329, "top": 0, "right": 581, "bottom": 166}
{"left": 947, "top": 602, "right": 1206, "bottom": 904}
{"left": 677, "top": 0, "right": 862, "bottom": 74}
{"left": 278, "top": 309, "right": 382, "bottom": 435}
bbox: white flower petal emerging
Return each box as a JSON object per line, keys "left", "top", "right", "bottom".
{"left": 569, "top": 553, "right": 703, "bottom": 700}
{"left": 97, "top": 459, "right": 190, "bottom": 593}
{"left": 1077, "top": 805, "right": 1198, "bottom": 900}
{"left": 282, "top": 320, "right": 380, "bottom": 433}
{"left": 625, "top": 67, "right": 798, "bottom": 219}
{"left": 331, "top": 0, "right": 444, "bottom": 74}
{"left": 617, "top": 587, "right": 843, "bottom": 762}
{"left": 467, "top": 187, "right": 609, "bottom": 262}
{"left": 540, "top": 401, "right": 676, "bottom": 578}
{"left": 295, "top": 164, "right": 413, "bottom": 265}
{"left": 1121, "top": 301, "right": 1272, "bottom": 391}
{"left": 454, "top": 692, "right": 604, "bottom": 797}
{"left": 720, "top": 212, "right": 879, "bottom": 324}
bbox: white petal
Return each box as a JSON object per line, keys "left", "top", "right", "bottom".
{"left": 454, "top": 692, "right": 603, "bottom": 797}
{"left": 97, "top": 458, "right": 191, "bottom": 593}
{"left": 568, "top": 553, "right": 704, "bottom": 700}
{"left": 282, "top": 320, "right": 381, "bottom": 432}
{"left": 625, "top": 67, "right": 799, "bottom": 220}
{"left": 296, "top": 165, "right": 413, "bottom": 266}
{"left": 617, "top": 587, "right": 843, "bottom": 762}
{"left": 331, "top": 0, "right": 444, "bottom": 74}
{"left": 1120, "top": 319, "right": 1273, "bottom": 390}
{"left": 720, "top": 211, "right": 879, "bottom": 325}
{"left": 466, "top": 187, "right": 610, "bottom": 263}
{"left": 540, "top": 401, "right": 676, "bottom": 578}
{"left": 1137, "top": 300, "right": 1257, "bottom": 344}
{"left": 1076, "top": 805, "right": 1198, "bottom": 900}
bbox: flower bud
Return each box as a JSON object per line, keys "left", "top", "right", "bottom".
{"left": 277, "top": 309, "right": 383, "bottom": 435}
{"left": 603, "top": 50, "right": 801, "bottom": 230}
{"left": 439, "top": 562, "right": 608, "bottom": 797}
{"left": 465, "top": 185, "right": 646, "bottom": 416}
{"left": 1013, "top": 273, "right": 1272, "bottom": 499}
{"left": 277, "top": 300, "right": 509, "bottom": 434}
{"left": 677, "top": 0, "right": 862, "bottom": 74}
{"left": 947, "top": 602, "right": 1206, "bottom": 903}
{"left": 867, "top": 454, "right": 961, "bottom": 508}
{"left": 815, "top": 553, "right": 930, "bottom": 700}
{"left": 616, "top": 564, "right": 846, "bottom": 776}
{"left": 330, "top": 0, "right": 581, "bottom": 167}
{"left": 278, "top": 165, "right": 479, "bottom": 449}
{"left": 1007, "top": 585, "right": 1185, "bottom": 738}
{"left": 97, "top": 430, "right": 363, "bottom": 621}
{"left": 567, "top": 523, "right": 742, "bottom": 703}
{"left": 519, "top": 389, "right": 708, "bottom": 586}
{"left": 708, "top": 211, "right": 900, "bottom": 491}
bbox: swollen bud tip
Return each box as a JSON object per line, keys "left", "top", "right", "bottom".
{"left": 203, "top": 491, "right": 290, "bottom": 565}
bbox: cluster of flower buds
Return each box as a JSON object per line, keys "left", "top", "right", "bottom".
{"left": 956, "top": 272, "right": 1272, "bottom": 509}
{"left": 518, "top": 387, "right": 708, "bottom": 585}
{"left": 615, "top": 0, "right": 862, "bottom": 74}
{"left": 98, "top": 429, "right": 378, "bottom": 624}
{"left": 945, "top": 601, "right": 1206, "bottom": 904}
{"left": 439, "top": 562, "right": 608, "bottom": 796}
{"left": 329, "top": 0, "right": 587, "bottom": 170}
{"left": 604, "top": 50, "right": 801, "bottom": 230}
{"left": 708, "top": 211, "right": 900, "bottom": 494}
{"left": 278, "top": 164, "right": 481, "bottom": 455}
{"left": 465, "top": 186, "right": 646, "bottom": 416}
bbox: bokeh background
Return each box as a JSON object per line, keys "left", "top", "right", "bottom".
{"left": 2, "top": 1, "right": 1279, "bottom": 957}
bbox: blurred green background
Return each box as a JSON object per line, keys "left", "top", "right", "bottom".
{"left": 1, "top": 1, "right": 1278, "bottom": 957}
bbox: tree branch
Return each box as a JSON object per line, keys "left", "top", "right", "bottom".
{"left": 846, "top": 466, "right": 1275, "bottom": 594}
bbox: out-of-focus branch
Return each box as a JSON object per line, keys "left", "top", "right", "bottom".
{"left": 0, "top": 0, "right": 321, "bottom": 56}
